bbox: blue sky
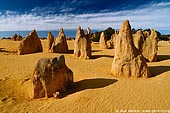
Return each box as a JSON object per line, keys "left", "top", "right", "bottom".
{"left": 0, "top": 0, "right": 170, "bottom": 34}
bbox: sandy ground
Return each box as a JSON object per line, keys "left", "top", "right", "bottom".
{"left": 0, "top": 39, "right": 170, "bottom": 113}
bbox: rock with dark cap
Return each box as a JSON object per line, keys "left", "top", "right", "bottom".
{"left": 16, "top": 34, "right": 22, "bottom": 41}
{"left": 32, "top": 55, "right": 73, "bottom": 99}
{"left": 11, "top": 34, "right": 17, "bottom": 41}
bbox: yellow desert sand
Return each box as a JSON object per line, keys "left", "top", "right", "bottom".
{"left": 0, "top": 39, "right": 170, "bottom": 113}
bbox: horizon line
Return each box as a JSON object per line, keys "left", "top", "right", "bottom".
{"left": 0, "top": 29, "right": 169, "bottom": 35}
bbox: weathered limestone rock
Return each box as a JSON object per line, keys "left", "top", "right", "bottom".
{"left": 109, "top": 31, "right": 119, "bottom": 49}
{"left": 87, "top": 27, "right": 91, "bottom": 36}
{"left": 133, "top": 29, "right": 145, "bottom": 52}
{"left": 142, "top": 29, "right": 158, "bottom": 62}
{"left": 74, "top": 26, "right": 82, "bottom": 58}
{"left": 32, "top": 55, "right": 73, "bottom": 99}
{"left": 18, "top": 30, "right": 43, "bottom": 55}
{"left": 12, "top": 34, "right": 22, "bottom": 41}
{"left": 74, "top": 26, "right": 92, "bottom": 59}
{"left": 47, "top": 32, "right": 54, "bottom": 52}
{"left": 52, "top": 28, "right": 68, "bottom": 53}
{"left": 99, "top": 32, "right": 108, "bottom": 49}
{"left": 86, "top": 27, "right": 92, "bottom": 58}
{"left": 110, "top": 34, "right": 116, "bottom": 48}
{"left": 16, "top": 34, "right": 22, "bottom": 41}
{"left": 106, "top": 40, "right": 113, "bottom": 49}
{"left": 11, "top": 34, "right": 17, "bottom": 41}
{"left": 111, "top": 20, "right": 150, "bottom": 78}
{"left": 143, "top": 30, "right": 150, "bottom": 38}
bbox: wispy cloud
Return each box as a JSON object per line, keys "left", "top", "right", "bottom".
{"left": 5, "top": 10, "right": 19, "bottom": 15}
{"left": 0, "top": 1, "right": 169, "bottom": 33}
{"left": 60, "top": 8, "right": 76, "bottom": 13}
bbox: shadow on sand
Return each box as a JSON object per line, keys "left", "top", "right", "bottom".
{"left": 66, "top": 49, "right": 102, "bottom": 54}
{"left": 67, "top": 49, "right": 74, "bottom": 54}
{"left": 0, "top": 48, "right": 17, "bottom": 54}
{"left": 157, "top": 55, "right": 170, "bottom": 61}
{"left": 57, "top": 49, "right": 74, "bottom": 54}
{"left": 63, "top": 49, "right": 113, "bottom": 59}
{"left": 92, "top": 50, "right": 102, "bottom": 53}
{"left": 0, "top": 48, "right": 9, "bottom": 52}
{"left": 91, "top": 55, "right": 114, "bottom": 59}
{"left": 149, "top": 66, "right": 170, "bottom": 77}
{"left": 60, "top": 78, "right": 118, "bottom": 98}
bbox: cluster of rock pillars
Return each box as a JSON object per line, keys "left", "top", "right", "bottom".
{"left": 16, "top": 20, "right": 158, "bottom": 99}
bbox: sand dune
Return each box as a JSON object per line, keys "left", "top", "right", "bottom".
{"left": 0, "top": 40, "right": 170, "bottom": 113}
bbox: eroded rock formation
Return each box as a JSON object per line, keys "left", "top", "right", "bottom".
{"left": 74, "top": 26, "right": 92, "bottom": 59}
{"left": 133, "top": 29, "right": 145, "bottom": 52}
{"left": 111, "top": 20, "right": 150, "bottom": 78}
{"left": 143, "top": 30, "right": 150, "bottom": 38}
{"left": 52, "top": 28, "right": 68, "bottom": 53}
{"left": 47, "top": 31, "right": 54, "bottom": 52}
{"left": 86, "top": 27, "right": 92, "bottom": 58}
{"left": 142, "top": 29, "right": 158, "bottom": 62}
{"left": 109, "top": 31, "right": 119, "bottom": 49}
{"left": 99, "top": 32, "right": 108, "bottom": 49}
{"left": 18, "top": 30, "right": 43, "bottom": 55}
{"left": 11, "top": 34, "right": 17, "bottom": 41}
{"left": 12, "top": 34, "right": 22, "bottom": 41}
{"left": 32, "top": 55, "right": 73, "bottom": 99}
{"left": 106, "top": 40, "right": 113, "bottom": 49}
{"left": 16, "top": 34, "right": 22, "bottom": 41}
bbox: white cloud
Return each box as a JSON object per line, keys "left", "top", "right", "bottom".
{"left": 5, "top": 10, "right": 19, "bottom": 15}
{"left": 0, "top": 2, "right": 169, "bottom": 33}
{"left": 60, "top": 8, "right": 76, "bottom": 13}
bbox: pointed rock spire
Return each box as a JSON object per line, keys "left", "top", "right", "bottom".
{"left": 133, "top": 29, "right": 145, "bottom": 52}
{"left": 74, "top": 26, "right": 92, "bottom": 59}
{"left": 111, "top": 20, "right": 150, "bottom": 78}
{"left": 47, "top": 31, "right": 54, "bottom": 52}
{"left": 99, "top": 32, "right": 108, "bottom": 49}
{"left": 52, "top": 28, "right": 68, "bottom": 53}
{"left": 18, "top": 29, "right": 43, "bottom": 55}
{"left": 142, "top": 29, "right": 158, "bottom": 62}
